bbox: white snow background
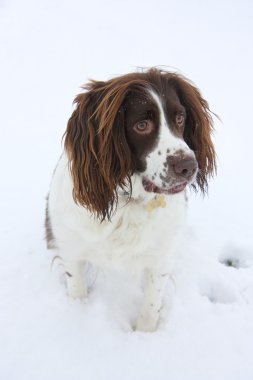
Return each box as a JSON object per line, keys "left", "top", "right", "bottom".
{"left": 1, "top": 0, "right": 253, "bottom": 379}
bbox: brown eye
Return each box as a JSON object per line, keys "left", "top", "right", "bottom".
{"left": 175, "top": 113, "right": 185, "bottom": 130}
{"left": 133, "top": 120, "right": 154, "bottom": 134}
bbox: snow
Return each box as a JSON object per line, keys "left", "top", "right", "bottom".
{"left": 1, "top": 0, "right": 253, "bottom": 379}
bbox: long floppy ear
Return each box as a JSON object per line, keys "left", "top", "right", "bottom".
{"left": 170, "top": 74, "right": 217, "bottom": 193}
{"left": 64, "top": 80, "right": 134, "bottom": 221}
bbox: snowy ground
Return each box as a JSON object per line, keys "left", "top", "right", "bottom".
{"left": 1, "top": 0, "right": 253, "bottom": 379}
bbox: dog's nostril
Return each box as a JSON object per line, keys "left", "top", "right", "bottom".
{"left": 174, "top": 165, "right": 190, "bottom": 176}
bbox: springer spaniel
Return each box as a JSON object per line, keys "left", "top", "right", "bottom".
{"left": 46, "top": 68, "right": 216, "bottom": 332}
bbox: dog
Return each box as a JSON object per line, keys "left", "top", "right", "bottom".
{"left": 46, "top": 68, "right": 216, "bottom": 332}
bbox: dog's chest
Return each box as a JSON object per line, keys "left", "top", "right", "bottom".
{"left": 83, "top": 194, "right": 186, "bottom": 268}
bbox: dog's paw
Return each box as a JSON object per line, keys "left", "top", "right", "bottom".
{"left": 67, "top": 279, "right": 88, "bottom": 299}
{"left": 135, "top": 314, "right": 158, "bottom": 333}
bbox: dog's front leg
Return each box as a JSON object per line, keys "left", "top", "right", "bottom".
{"left": 136, "top": 267, "right": 169, "bottom": 332}
{"left": 64, "top": 260, "right": 88, "bottom": 299}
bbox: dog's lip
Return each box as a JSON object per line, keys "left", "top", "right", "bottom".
{"left": 142, "top": 179, "right": 187, "bottom": 195}
{"left": 167, "top": 182, "right": 187, "bottom": 194}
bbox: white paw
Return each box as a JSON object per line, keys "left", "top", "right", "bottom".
{"left": 68, "top": 287, "right": 87, "bottom": 299}
{"left": 136, "top": 314, "right": 158, "bottom": 332}
{"left": 67, "top": 281, "right": 87, "bottom": 299}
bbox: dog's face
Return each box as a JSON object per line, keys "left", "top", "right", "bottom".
{"left": 124, "top": 87, "right": 198, "bottom": 195}
{"left": 65, "top": 69, "right": 216, "bottom": 220}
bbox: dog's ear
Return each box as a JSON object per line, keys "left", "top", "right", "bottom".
{"left": 171, "top": 74, "right": 217, "bottom": 192}
{"left": 64, "top": 80, "right": 134, "bottom": 221}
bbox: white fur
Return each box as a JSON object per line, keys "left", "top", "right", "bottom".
{"left": 144, "top": 91, "right": 196, "bottom": 189}
{"left": 47, "top": 92, "right": 192, "bottom": 332}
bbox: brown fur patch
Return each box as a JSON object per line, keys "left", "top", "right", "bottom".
{"left": 45, "top": 195, "right": 56, "bottom": 249}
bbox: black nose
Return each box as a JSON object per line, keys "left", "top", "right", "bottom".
{"left": 168, "top": 154, "right": 198, "bottom": 179}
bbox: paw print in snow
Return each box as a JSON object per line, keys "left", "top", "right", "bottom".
{"left": 219, "top": 244, "right": 253, "bottom": 269}
{"left": 199, "top": 243, "right": 253, "bottom": 305}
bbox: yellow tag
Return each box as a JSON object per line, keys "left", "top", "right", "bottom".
{"left": 146, "top": 194, "right": 167, "bottom": 213}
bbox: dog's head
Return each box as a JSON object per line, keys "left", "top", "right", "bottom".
{"left": 64, "top": 68, "right": 216, "bottom": 220}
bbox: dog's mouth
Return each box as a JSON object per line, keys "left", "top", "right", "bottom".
{"left": 142, "top": 179, "right": 187, "bottom": 195}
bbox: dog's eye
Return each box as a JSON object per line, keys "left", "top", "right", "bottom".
{"left": 175, "top": 113, "right": 185, "bottom": 131}
{"left": 175, "top": 113, "right": 185, "bottom": 125}
{"left": 133, "top": 120, "right": 154, "bottom": 134}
